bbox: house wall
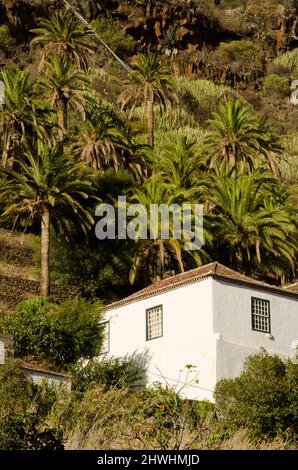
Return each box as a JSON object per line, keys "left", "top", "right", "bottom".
{"left": 212, "top": 279, "right": 298, "bottom": 382}
{"left": 103, "top": 278, "right": 217, "bottom": 401}
{"left": 27, "top": 370, "right": 71, "bottom": 390}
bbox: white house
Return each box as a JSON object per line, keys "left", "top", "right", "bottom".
{"left": 0, "top": 333, "right": 71, "bottom": 390}
{"left": 101, "top": 262, "right": 298, "bottom": 401}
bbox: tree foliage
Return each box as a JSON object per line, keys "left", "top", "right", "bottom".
{"left": 0, "top": 297, "right": 104, "bottom": 367}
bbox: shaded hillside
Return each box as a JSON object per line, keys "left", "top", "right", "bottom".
{"left": 1, "top": 1, "right": 298, "bottom": 71}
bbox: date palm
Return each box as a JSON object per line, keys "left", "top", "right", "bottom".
{"left": 207, "top": 172, "right": 297, "bottom": 277}
{"left": 31, "top": 9, "right": 95, "bottom": 71}
{"left": 129, "top": 178, "right": 209, "bottom": 284}
{"left": 0, "top": 67, "right": 53, "bottom": 167}
{"left": 151, "top": 136, "right": 206, "bottom": 197}
{"left": 0, "top": 142, "right": 97, "bottom": 297}
{"left": 39, "top": 54, "right": 88, "bottom": 142}
{"left": 73, "top": 104, "right": 126, "bottom": 172}
{"left": 205, "top": 99, "right": 282, "bottom": 175}
{"left": 118, "top": 52, "right": 176, "bottom": 147}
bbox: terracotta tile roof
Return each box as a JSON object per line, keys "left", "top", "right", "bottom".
{"left": 21, "top": 361, "right": 70, "bottom": 379}
{"left": 283, "top": 282, "right": 298, "bottom": 294}
{"left": 103, "top": 262, "right": 298, "bottom": 311}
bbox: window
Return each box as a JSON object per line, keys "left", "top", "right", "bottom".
{"left": 251, "top": 297, "right": 270, "bottom": 333}
{"left": 146, "top": 305, "right": 163, "bottom": 340}
{"left": 100, "top": 321, "right": 110, "bottom": 353}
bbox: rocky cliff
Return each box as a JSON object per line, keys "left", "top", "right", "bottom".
{"left": 0, "top": 0, "right": 297, "bottom": 55}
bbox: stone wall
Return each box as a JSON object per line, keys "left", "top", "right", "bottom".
{"left": 0, "top": 274, "right": 82, "bottom": 312}
{"left": 0, "top": 229, "right": 82, "bottom": 313}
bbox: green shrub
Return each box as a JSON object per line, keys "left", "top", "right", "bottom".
{"left": 177, "top": 77, "right": 239, "bottom": 122}
{"left": 0, "top": 413, "right": 64, "bottom": 450}
{"left": 215, "top": 350, "right": 298, "bottom": 440}
{"left": 0, "top": 297, "right": 104, "bottom": 367}
{"left": 92, "top": 17, "right": 135, "bottom": 57}
{"left": 72, "top": 356, "right": 146, "bottom": 393}
{"left": 273, "top": 49, "right": 298, "bottom": 74}
{"left": 0, "top": 360, "right": 63, "bottom": 450}
{"left": 0, "top": 24, "right": 15, "bottom": 56}
{"left": 263, "top": 74, "right": 289, "bottom": 99}
{"left": 215, "top": 40, "right": 256, "bottom": 66}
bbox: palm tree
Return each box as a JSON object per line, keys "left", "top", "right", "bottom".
{"left": 0, "top": 67, "right": 53, "bottom": 167}
{"left": 118, "top": 52, "right": 176, "bottom": 147}
{"left": 39, "top": 54, "right": 88, "bottom": 142}
{"left": 151, "top": 136, "right": 206, "bottom": 196}
{"left": 31, "top": 9, "right": 95, "bottom": 71}
{"left": 0, "top": 142, "right": 97, "bottom": 296}
{"left": 207, "top": 172, "right": 297, "bottom": 277}
{"left": 204, "top": 98, "right": 282, "bottom": 175}
{"left": 73, "top": 104, "right": 126, "bottom": 172}
{"left": 129, "top": 177, "right": 209, "bottom": 284}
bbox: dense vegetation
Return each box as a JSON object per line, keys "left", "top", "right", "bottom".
{"left": 0, "top": 0, "right": 297, "bottom": 451}
{"left": 1, "top": 346, "right": 297, "bottom": 449}
{"left": 0, "top": 1, "right": 297, "bottom": 299}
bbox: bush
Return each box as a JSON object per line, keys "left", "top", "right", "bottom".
{"left": 92, "top": 17, "right": 135, "bottom": 57}
{"left": 177, "top": 77, "right": 238, "bottom": 122}
{"left": 0, "top": 360, "right": 63, "bottom": 450}
{"left": 0, "top": 24, "right": 15, "bottom": 56}
{"left": 272, "top": 49, "right": 298, "bottom": 75}
{"left": 0, "top": 297, "right": 104, "bottom": 367}
{"left": 72, "top": 356, "right": 146, "bottom": 393}
{"left": 215, "top": 40, "right": 256, "bottom": 66}
{"left": 0, "top": 413, "right": 64, "bottom": 450}
{"left": 215, "top": 350, "right": 298, "bottom": 440}
{"left": 262, "top": 74, "right": 289, "bottom": 99}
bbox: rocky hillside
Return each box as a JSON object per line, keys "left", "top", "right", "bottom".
{"left": 1, "top": 1, "right": 297, "bottom": 56}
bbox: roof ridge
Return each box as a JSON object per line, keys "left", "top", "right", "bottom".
{"left": 102, "top": 262, "right": 298, "bottom": 312}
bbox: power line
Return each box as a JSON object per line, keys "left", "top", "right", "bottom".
{"left": 63, "top": 0, "right": 133, "bottom": 73}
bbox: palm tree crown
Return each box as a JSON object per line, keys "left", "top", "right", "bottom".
{"left": 31, "top": 9, "right": 95, "bottom": 71}
{"left": 118, "top": 52, "right": 176, "bottom": 147}
{"left": 151, "top": 136, "right": 205, "bottom": 196}
{"left": 205, "top": 98, "right": 282, "bottom": 175}
{"left": 0, "top": 67, "right": 53, "bottom": 167}
{"left": 73, "top": 104, "right": 126, "bottom": 172}
{"left": 207, "top": 172, "right": 297, "bottom": 278}
{"left": 0, "top": 142, "right": 96, "bottom": 296}
{"left": 39, "top": 54, "right": 88, "bottom": 141}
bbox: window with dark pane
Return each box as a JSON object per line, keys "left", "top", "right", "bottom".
{"left": 251, "top": 297, "right": 270, "bottom": 333}
{"left": 146, "top": 305, "right": 163, "bottom": 340}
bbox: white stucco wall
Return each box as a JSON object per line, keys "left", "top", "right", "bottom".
{"left": 27, "top": 370, "right": 71, "bottom": 390}
{"left": 102, "top": 276, "right": 298, "bottom": 401}
{"left": 212, "top": 279, "right": 298, "bottom": 382}
{"left": 103, "top": 278, "right": 217, "bottom": 401}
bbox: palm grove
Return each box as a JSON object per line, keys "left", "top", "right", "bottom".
{"left": 0, "top": 9, "right": 297, "bottom": 299}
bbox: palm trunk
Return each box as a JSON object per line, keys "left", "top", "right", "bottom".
{"left": 41, "top": 205, "right": 51, "bottom": 297}
{"left": 57, "top": 97, "right": 68, "bottom": 143}
{"left": 146, "top": 90, "right": 154, "bottom": 147}
{"left": 2, "top": 131, "right": 11, "bottom": 168}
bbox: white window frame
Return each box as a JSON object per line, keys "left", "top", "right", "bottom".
{"left": 251, "top": 297, "right": 271, "bottom": 333}
{"left": 146, "top": 305, "right": 163, "bottom": 341}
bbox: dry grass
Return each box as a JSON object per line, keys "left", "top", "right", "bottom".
{"left": 0, "top": 228, "right": 34, "bottom": 250}
{"left": 47, "top": 385, "right": 297, "bottom": 451}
